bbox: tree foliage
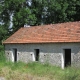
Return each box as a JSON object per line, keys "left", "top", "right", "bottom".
{"left": 30, "top": 0, "right": 80, "bottom": 24}
{"left": 0, "top": 0, "right": 36, "bottom": 32}
{"left": 0, "top": 25, "right": 8, "bottom": 44}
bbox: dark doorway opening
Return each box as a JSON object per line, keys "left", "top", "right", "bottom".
{"left": 64, "top": 49, "right": 71, "bottom": 67}
{"left": 35, "top": 49, "right": 39, "bottom": 61}
{"left": 13, "top": 49, "right": 17, "bottom": 62}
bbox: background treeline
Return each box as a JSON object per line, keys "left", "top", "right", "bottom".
{"left": 0, "top": 0, "right": 80, "bottom": 44}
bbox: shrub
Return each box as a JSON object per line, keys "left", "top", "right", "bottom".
{"left": 0, "top": 45, "right": 6, "bottom": 62}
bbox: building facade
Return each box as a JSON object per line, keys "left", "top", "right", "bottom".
{"left": 5, "top": 43, "right": 80, "bottom": 69}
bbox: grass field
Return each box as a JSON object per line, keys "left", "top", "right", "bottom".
{"left": 0, "top": 61, "right": 80, "bottom": 80}
{"left": 0, "top": 45, "right": 80, "bottom": 80}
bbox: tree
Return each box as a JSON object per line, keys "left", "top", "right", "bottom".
{"left": 30, "top": 0, "right": 80, "bottom": 25}
{"left": 42, "top": 0, "right": 79, "bottom": 24}
{"left": 30, "top": 0, "right": 46, "bottom": 25}
{"left": 0, "top": 0, "right": 36, "bottom": 33}
{"left": 0, "top": 25, "right": 8, "bottom": 44}
{"left": 73, "top": 0, "right": 80, "bottom": 21}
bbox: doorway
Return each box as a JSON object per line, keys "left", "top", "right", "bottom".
{"left": 64, "top": 49, "right": 71, "bottom": 67}
{"left": 13, "top": 49, "right": 17, "bottom": 62}
{"left": 34, "top": 49, "right": 39, "bottom": 61}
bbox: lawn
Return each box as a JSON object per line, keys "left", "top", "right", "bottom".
{"left": 0, "top": 61, "right": 80, "bottom": 80}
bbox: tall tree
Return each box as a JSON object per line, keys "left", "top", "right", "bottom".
{"left": 30, "top": 0, "right": 46, "bottom": 25}
{"left": 30, "top": 0, "right": 80, "bottom": 25}
{"left": 42, "top": 0, "right": 80, "bottom": 24}
{"left": 0, "top": 25, "right": 8, "bottom": 44}
{"left": 73, "top": 0, "right": 80, "bottom": 21}
{"left": 0, "top": 0, "right": 36, "bottom": 33}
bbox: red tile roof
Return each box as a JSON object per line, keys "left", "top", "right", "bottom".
{"left": 3, "top": 21, "right": 80, "bottom": 44}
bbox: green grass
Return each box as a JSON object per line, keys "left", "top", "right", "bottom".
{"left": 1, "top": 61, "right": 80, "bottom": 80}
{"left": 26, "top": 62, "right": 80, "bottom": 80}
{"left": 0, "top": 45, "right": 80, "bottom": 80}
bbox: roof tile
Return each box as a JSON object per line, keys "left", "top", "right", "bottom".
{"left": 3, "top": 21, "right": 80, "bottom": 44}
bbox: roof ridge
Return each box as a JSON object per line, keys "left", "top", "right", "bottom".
{"left": 21, "top": 21, "right": 80, "bottom": 29}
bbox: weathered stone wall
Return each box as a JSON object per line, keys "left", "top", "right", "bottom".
{"left": 4, "top": 43, "right": 80, "bottom": 68}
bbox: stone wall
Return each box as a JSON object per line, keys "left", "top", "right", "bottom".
{"left": 4, "top": 43, "right": 80, "bottom": 68}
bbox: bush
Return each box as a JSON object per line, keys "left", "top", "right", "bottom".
{"left": 0, "top": 45, "right": 6, "bottom": 62}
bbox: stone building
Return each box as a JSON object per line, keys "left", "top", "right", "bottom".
{"left": 3, "top": 21, "right": 80, "bottom": 69}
